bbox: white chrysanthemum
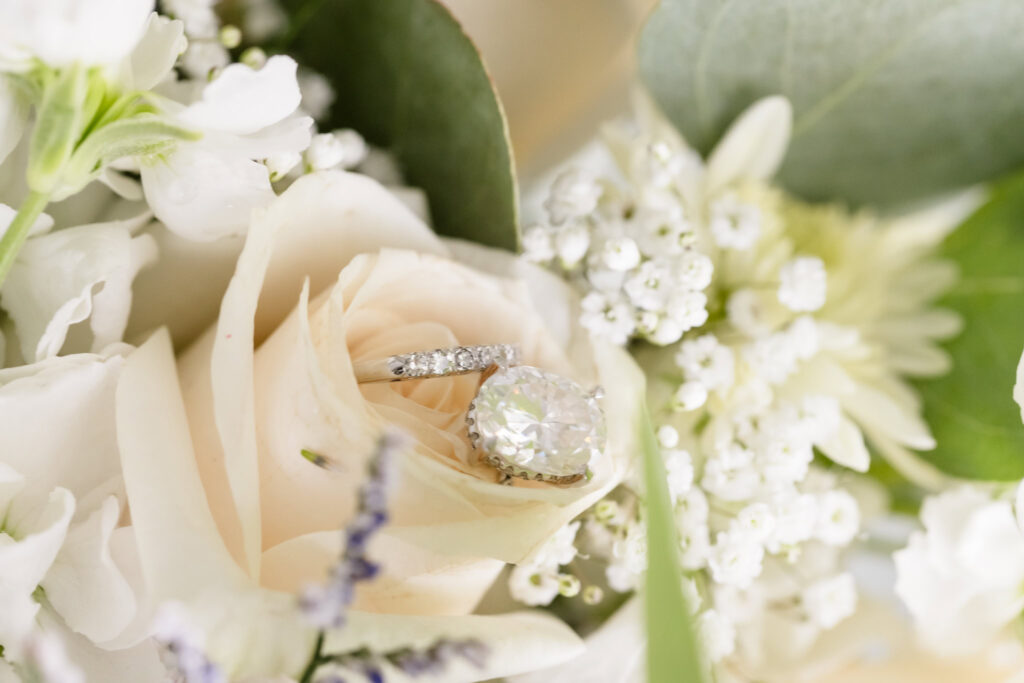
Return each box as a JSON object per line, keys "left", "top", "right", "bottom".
{"left": 778, "top": 256, "right": 827, "bottom": 312}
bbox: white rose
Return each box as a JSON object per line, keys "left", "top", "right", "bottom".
{"left": 117, "top": 171, "right": 644, "bottom": 679}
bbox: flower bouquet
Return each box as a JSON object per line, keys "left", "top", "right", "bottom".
{"left": 2, "top": 1, "right": 1024, "bottom": 682}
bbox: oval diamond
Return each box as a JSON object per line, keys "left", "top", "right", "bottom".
{"left": 469, "top": 366, "right": 605, "bottom": 480}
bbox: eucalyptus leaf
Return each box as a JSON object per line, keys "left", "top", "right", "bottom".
{"left": 639, "top": 0, "right": 1024, "bottom": 207}
{"left": 916, "top": 174, "right": 1024, "bottom": 480}
{"left": 640, "top": 409, "right": 704, "bottom": 682}
{"left": 279, "top": 0, "right": 519, "bottom": 251}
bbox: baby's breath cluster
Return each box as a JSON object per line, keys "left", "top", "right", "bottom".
{"left": 523, "top": 157, "right": 714, "bottom": 345}
{"left": 516, "top": 96, "right": 975, "bottom": 677}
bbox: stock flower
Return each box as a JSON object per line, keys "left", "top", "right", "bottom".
{"left": 0, "top": 0, "right": 154, "bottom": 72}
{"left": 895, "top": 487, "right": 1024, "bottom": 655}
{"left": 138, "top": 56, "right": 312, "bottom": 241}
{"left": 0, "top": 347, "right": 165, "bottom": 679}
{"left": 111, "top": 170, "right": 643, "bottom": 679}
{"left": 0, "top": 211, "right": 157, "bottom": 363}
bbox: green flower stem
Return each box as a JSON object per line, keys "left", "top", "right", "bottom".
{"left": 0, "top": 190, "right": 51, "bottom": 288}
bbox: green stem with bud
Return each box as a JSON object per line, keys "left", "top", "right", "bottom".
{"left": 0, "top": 190, "right": 50, "bottom": 288}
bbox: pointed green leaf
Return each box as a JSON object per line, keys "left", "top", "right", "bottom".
{"left": 916, "top": 173, "right": 1024, "bottom": 480}
{"left": 640, "top": 409, "right": 705, "bottom": 682}
{"left": 639, "top": 0, "right": 1024, "bottom": 207}
{"left": 279, "top": 0, "right": 519, "bottom": 251}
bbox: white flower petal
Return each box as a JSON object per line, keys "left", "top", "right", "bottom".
{"left": 122, "top": 13, "right": 184, "bottom": 90}
{"left": 842, "top": 382, "right": 935, "bottom": 450}
{"left": 215, "top": 114, "right": 314, "bottom": 160}
{"left": 0, "top": 214, "right": 156, "bottom": 361}
{"left": 326, "top": 610, "right": 585, "bottom": 683}
{"left": 511, "top": 597, "right": 642, "bottom": 683}
{"left": 0, "top": 77, "right": 28, "bottom": 167}
{"left": 705, "top": 96, "right": 792, "bottom": 194}
{"left": 0, "top": 203, "right": 54, "bottom": 239}
{"left": 178, "top": 56, "right": 302, "bottom": 135}
{"left": 0, "top": 349, "right": 125, "bottom": 500}
{"left": 817, "top": 416, "right": 870, "bottom": 472}
{"left": 140, "top": 145, "right": 274, "bottom": 241}
{"left": 35, "top": 608, "right": 166, "bottom": 683}
{"left": 0, "top": 0, "right": 154, "bottom": 69}
{"left": 0, "top": 486, "right": 75, "bottom": 650}
{"left": 42, "top": 496, "right": 138, "bottom": 643}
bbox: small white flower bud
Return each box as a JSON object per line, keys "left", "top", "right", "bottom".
{"left": 180, "top": 42, "right": 229, "bottom": 80}
{"left": 555, "top": 223, "right": 591, "bottom": 268}
{"left": 673, "top": 381, "right": 708, "bottom": 412}
{"left": 594, "top": 499, "right": 620, "bottom": 523}
{"left": 602, "top": 236, "right": 641, "bottom": 271}
{"left": 219, "top": 25, "right": 242, "bottom": 49}
{"left": 582, "top": 585, "right": 604, "bottom": 605}
{"left": 557, "top": 573, "right": 581, "bottom": 598}
{"left": 299, "top": 70, "right": 335, "bottom": 120}
{"left": 545, "top": 168, "right": 601, "bottom": 224}
{"left": 333, "top": 129, "right": 368, "bottom": 168}
{"left": 265, "top": 152, "right": 301, "bottom": 181}
{"left": 649, "top": 316, "right": 684, "bottom": 345}
{"left": 657, "top": 425, "right": 680, "bottom": 449}
{"left": 239, "top": 46, "right": 267, "bottom": 69}
{"left": 305, "top": 132, "right": 347, "bottom": 171}
{"left": 522, "top": 226, "right": 555, "bottom": 262}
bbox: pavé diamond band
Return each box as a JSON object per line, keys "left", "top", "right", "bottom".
{"left": 353, "top": 344, "right": 606, "bottom": 486}
{"left": 351, "top": 344, "right": 519, "bottom": 383}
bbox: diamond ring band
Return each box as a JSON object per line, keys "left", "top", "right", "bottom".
{"left": 353, "top": 345, "right": 606, "bottom": 486}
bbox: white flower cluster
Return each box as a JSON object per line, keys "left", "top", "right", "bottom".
{"left": 521, "top": 95, "right": 979, "bottom": 675}
{"left": 583, "top": 426, "right": 860, "bottom": 667}
{"left": 508, "top": 521, "right": 583, "bottom": 606}
{"left": 523, "top": 159, "right": 714, "bottom": 345}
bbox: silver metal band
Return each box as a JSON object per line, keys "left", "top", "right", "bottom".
{"left": 352, "top": 344, "right": 520, "bottom": 383}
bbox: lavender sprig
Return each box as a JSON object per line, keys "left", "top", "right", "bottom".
{"left": 310, "top": 638, "right": 489, "bottom": 683}
{"left": 297, "top": 433, "right": 489, "bottom": 683}
{"left": 299, "top": 432, "right": 404, "bottom": 629}
{"left": 152, "top": 603, "right": 226, "bottom": 683}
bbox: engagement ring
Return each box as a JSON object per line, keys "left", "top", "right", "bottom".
{"left": 353, "top": 345, "right": 605, "bottom": 485}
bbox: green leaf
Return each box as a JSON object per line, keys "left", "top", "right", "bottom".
{"left": 916, "top": 173, "right": 1024, "bottom": 480}
{"left": 640, "top": 409, "right": 704, "bottom": 682}
{"left": 638, "top": 0, "right": 1024, "bottom": 207}
{"left": 279, "top": 0, "right": 519, "bottom": 251}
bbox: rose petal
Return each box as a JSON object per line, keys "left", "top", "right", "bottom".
{"left": 117, "top": 327, "right": 248, "bottom": 596}
{"left": 324, "top": 609, "right": 585, "bottom": 683}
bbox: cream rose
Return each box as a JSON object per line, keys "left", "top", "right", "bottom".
{"left": 117, "top": 171, "right": 643, "bottom": 680}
